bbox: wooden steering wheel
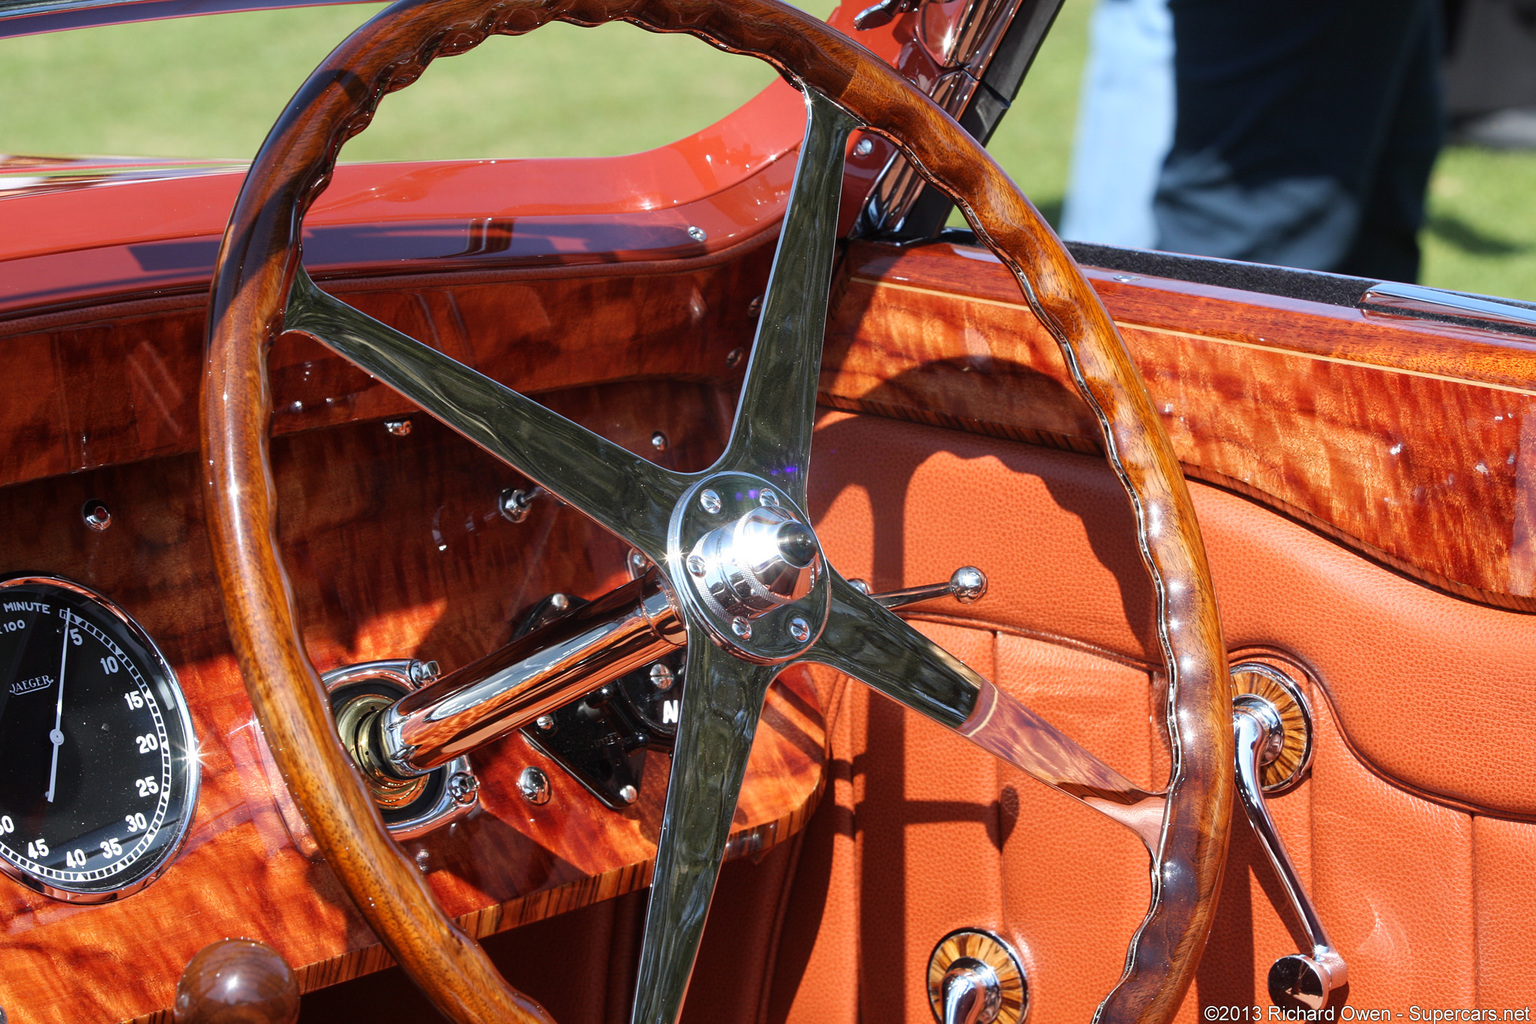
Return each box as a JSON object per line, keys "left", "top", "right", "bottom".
{"left": 201, "top": 1, "right": 1234, "bottom": 1022}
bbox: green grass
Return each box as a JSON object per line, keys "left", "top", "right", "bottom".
{"left": 1423, "top": 147, "right": 1536, "bottom": 301}
{"left": 0, "top": 0, "right": 1532, "bottom": 300}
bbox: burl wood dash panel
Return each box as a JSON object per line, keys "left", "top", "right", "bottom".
{"left": 0, "top": 240, "right": 772, "bottom": 490}
{"left": 823, "top": 241, "right": 1536, "bottom": 611}
{"left": 0, "top": 387, "right": 825, "bottom": 1024}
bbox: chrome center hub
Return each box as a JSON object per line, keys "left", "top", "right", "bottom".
{"left": 688, "top": 503, "right": 820, "bottom": 619}
{"left": 668, "top": 473, "right": 829, "bottom": 662}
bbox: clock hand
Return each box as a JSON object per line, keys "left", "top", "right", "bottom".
{"left": 45, "top": 610, "right": 70, "bottom": 804}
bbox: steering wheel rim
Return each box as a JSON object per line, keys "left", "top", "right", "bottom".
{"left": 200, "top": 2, "right": 1234, "bottom": 1022}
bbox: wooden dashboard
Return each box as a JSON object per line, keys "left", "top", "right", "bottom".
{"left": 0, "top": 214, "right": 1531, "bottom": 1021}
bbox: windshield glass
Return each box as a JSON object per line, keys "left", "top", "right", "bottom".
{"left": 0, "top": 2, "right": 827, "bottom": 161}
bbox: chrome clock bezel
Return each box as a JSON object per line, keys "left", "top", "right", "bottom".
{"left": 0, "top": 573, "right": 201, "bottom": 904}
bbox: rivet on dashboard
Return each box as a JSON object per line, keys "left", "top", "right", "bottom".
{"left": 854, "top": 137, "right": 874, "bottom": 157}
{"left": 618, "top": 784, "right": 638, "bottom": 805}
{"left": 649, "top": 663, "right": 675, "bottom": 691}
{"left": 758, "top": 488, "right": 779, "bottom": 506}
{"left": 747, "top": 295, "right": 763, "bottom": 319}
{"left": 407, "top": 660, "right": 440, "bottom": 687}
{"left": 730, "top": 616, "right": 752, "bottom": 640}
{"left": 518, "top": 767, "right": 551, "bottom": 805}
{"left": 499, "top": 486, "right": 543, "bottom": 523}
{"left": 384, "top": 418, "right": 412, "bottom": 436}
{"left": 700, "top": 489, "right": 723, "bottom": 514}
{"left": 650, "top": 431, "right": 669, "bottom": 452}
{"left": 687, "top": 554, "right": 708, "bottom": 576}
{"left": 82, "top": 500, "right": 112, "bottom": 532}
{"left": 726, "top": 347, "right": 746, "bottom": 368}
{"left": 535, "top": 715, "right": 556, "bottom": 732}
{"left": 789, "top": 616, "right": 811, "bottom": 643}
{"left": 687, "top": 225, "right": 707, "bottom": 243}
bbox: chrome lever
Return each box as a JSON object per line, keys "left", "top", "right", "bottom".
{"left": 1233, "top": 690, "right": 1347, "bottom": 1010}
{"left": 940, "top": 959, "right": 1002, "bottom": 1024}
{"left": 853, "top": 566, "right": 988, "bottom": 610}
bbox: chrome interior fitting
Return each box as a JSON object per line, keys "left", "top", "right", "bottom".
{"left": 926, "top": 929, "right": 1027, "bottom": 1024}
{"left": 324, "top": 659, "right": 479, "bottom": 840}
{"left": 686, "top": 503, "right": 821, "bottom": 621}
{"left": 1229, "top": 655, "right": 1344, "bottom": 1010}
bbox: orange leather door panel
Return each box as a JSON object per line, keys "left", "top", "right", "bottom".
{"left": 766, "top": 412, "right": 1536, "bottom": 1023}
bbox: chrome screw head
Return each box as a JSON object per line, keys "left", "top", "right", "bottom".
{"left": 448, "top": 771, "right": 479, "bottom": 806}
{"left": 618, "top": 784, "right": 639, "bottom": 805}
{"left": 854, "top": 137, "right": 874, "bottom": 157}
{"left": 686, "top": 554, "right": 708, "bottom": 576}
{"left": 384, "top": 418, "right": 412, "bottom": 436}
{"left": 408, "top": 659, "right": 441, "bottom": 687}
{"left": 549, "top": 593, "right": 570, "bottom": 613}
{"left": 748, "top": 295, "right": 763, "bottom": 319}
{"left": 649, "top": 663, "right": 675, "bottom": 691}
{"left": 726, "top": 347, "right": 746, "bottom": 368}
{"left": 789, "top": 616, "right": 811, "bottom": 643}
{"left": 730, "top": 617, "right": 752, "bottom": 640}
{"left": 628, "top": 549, "right": 649, "bottom": 577}
{"left": 499, "top": 486, "right": 538, "bottom": 523}
{"left": 82, "top": 500, "right": 112, "bottom": 532}
{"left": 700, "top": 489, "right": 723, "bottom": 514}
{"left": 650, "top": 431, "right": 669, "bottom": 452}
{"left": 758, "top": 489, "right": 779, "bottom": 507}
{"left": 687, "top": 225, "right": 707, "bottom": 243}
{"left": 518, "top": 766, "right": 551, "bottom": 805}
{"left": 535, "top": 715, "right": 555, "bottom": 732}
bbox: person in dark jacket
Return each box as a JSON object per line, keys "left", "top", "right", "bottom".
{"left": 1152, "top": 0, "right": 1444, "bottom": 282}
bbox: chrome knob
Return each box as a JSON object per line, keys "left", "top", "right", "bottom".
{"left": 1270, "top": 951, "right": 1348, "bottom": 1011}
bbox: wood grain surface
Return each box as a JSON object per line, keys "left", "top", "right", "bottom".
{"left": 0, "top": 388, "right": 825, "bottom": 1024}
{"left": 0, "top": 242, "right": 769, "bottom": 492}
{"left": 824, "top": 240, "right": 1536, "bottom": 612}
{"left": 5, "top": 231, "right": 1529, "bottom": 616}
{"left": 173, "top": 939, "right": 300, "bottom": 1024}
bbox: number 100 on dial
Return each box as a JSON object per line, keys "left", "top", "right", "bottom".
{"left": 0, "top": 575, "right": 199, "bottom": 902}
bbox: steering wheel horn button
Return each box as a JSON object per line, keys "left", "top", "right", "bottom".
{"left": 670, "top": 474, "right": 828, "bottom": 662}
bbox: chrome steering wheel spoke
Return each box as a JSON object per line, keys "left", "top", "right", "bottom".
{"left": 284, "top": 269, "right": 685, "bottom": 563}
{"left": 803, "top": 571, "right": 1166, "bottom": 851}
{"left": 630, "top": 635, "right": 777, "bottom": 1024}
{"left": 716, "top": 86, "right": 858, "bottom": 507}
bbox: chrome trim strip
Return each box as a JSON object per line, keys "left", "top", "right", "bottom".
{"left": 1360, "top": 281, "right": 1536, "bottom": 332}
{"left": 0, "top": 0, "right": 373, "bottom": 38}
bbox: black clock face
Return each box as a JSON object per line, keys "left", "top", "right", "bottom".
{"left": 0, "top": 576, "right": 198, "bottom": 902}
